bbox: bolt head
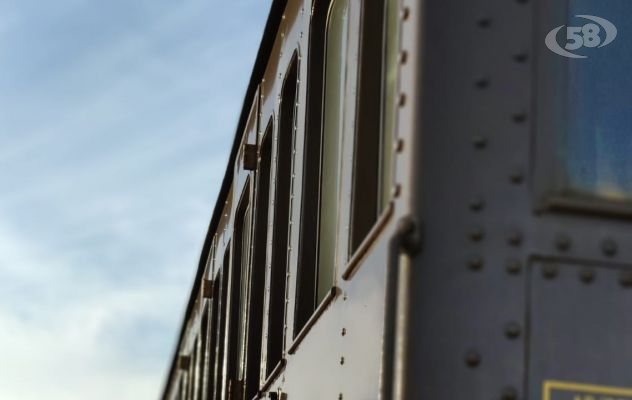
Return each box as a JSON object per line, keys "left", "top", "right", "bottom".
{"left": 601, "top": 238, "right": 618, "bottom": 257}
{"left": 465, "top": 350, "right": 481, "bottom": 367}
{"left": 468, "top": 256, "right": 484, "bottom": 271}
{"left": 555, "top": 234, "right": 571, "bottom": 252}
{"left": 580, "top": 268, "right": 595, "bottom": 284}
{"left": 620, "top": 271, "right": 632, "bottom": 288}
{"left": 542, "top": 264, "right": 558, "bottom": 279}
{"left": 469, "top": 197, "right": 485, "bottom": 211}
{"left": 506, "top": 260, "right": 522, "bottom": 275}
{"left": 504, "top": 322, "right": 521, "bottom": 339}
{"left": 469, "top": 227, "right": 485, "bottom": 242}
{"left": 508, "top": 231, "right": 523, "bottom": 247}
{"left": 472, "top": 136, "right": 488, "bottom": 149}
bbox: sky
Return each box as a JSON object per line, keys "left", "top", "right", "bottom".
{"left": 0, "top": 1, "right": 269, "bottom": 398}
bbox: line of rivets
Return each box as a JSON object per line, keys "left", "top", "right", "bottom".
{"left": 601, "top": 238, "right": 618, "bottom": 257}
{"left": 506, "top": 259, "right": 522, "bottom": 275}
{"left": 465, "top": 350, "right": 481, "bottom": 367}
{"left": 542, "top": 264, "right": 558, "bottom": 279}
{"left": 580, "top": 268, "right": 595, "bottom": 284}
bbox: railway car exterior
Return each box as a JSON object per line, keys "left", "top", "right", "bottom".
{"left": 161, "top": 0, "right": 632, "bottom": 399}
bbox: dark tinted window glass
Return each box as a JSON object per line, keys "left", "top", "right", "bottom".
{"left": 244, "top": 127, "right": 272, "bottom": 398}
{"left": 266, "top": 57, "right": 298, "bottom": 375}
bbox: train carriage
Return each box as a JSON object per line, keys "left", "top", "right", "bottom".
{"left": 161, "top": 0, "right": 632, "bottom": 399}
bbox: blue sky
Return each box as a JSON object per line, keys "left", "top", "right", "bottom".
{"left": 0, "top": 0, "right": 268, "bottom": 398}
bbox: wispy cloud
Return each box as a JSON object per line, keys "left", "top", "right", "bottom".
{"left": 0, "top": 0, "right": 268, "bottom": 398}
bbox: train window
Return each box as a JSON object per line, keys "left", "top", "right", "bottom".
{"left": 349, "top": 0, "right": 398, "bottom": 254}
{"left": 560, "top": 2, "right": 632, "bottom": 205}
{"left": 317, "top": 0, "right": 349, "bottom": 303}
{"left": 212, "top": 248, "right": 230, "bottom": 400}
{"left": 206, "top": 270, "right": 220, "bottom": 400}
{"left": 199, "top": 306, "right": 209, "bottom": 400}
{"left": 266, "top": 56, "right": 298, "bottom": 376}
{"left": 244, "top": 124, "right": 272, "bottom": 398}
{"left": 294, "top": 0, "right": 329, "bottom": 338}
{"left": 381, "top": 0, "right": 398, "bottom": 209}
{"left": 227, "top": 186, "right": 251, "bottom": 399}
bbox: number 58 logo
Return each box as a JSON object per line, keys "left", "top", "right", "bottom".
{"left": 545, "top": 15, "right": 617, "bottom": 58}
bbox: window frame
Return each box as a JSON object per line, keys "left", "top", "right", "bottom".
{"left": 534, "top": 0, "right": 632, "bottom": 217}
{"left": 262, "top": 52, "right": 300, "bottom": 382}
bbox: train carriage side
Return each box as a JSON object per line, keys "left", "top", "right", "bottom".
{"left": 161, "top": 0, "right": 419, "bottom": 399}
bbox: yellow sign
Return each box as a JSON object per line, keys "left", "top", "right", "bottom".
{"left": 544, "top": 380, "right": 632, "bottom": 400}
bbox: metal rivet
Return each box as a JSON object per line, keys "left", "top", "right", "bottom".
{"left": 510, "top": 169, "right": 524, "bottom": 184}
{"left": 395, "top": 138, "right": 405, "bottom": 152}
{"left": 542, "top": 264, "right": 558, "bottom": 279}
{"left": 512, "top": 113, "right": 528, "bottom": 123}
{"left": 501, "top": 387, "right": 518, "bottom": 400}
{"left": 580, "top": 268, "right": 595, "bottom": 284}
{"left": 469, "top": 197, "right": 485, "bottom": 212}
{"left": 472, "top": 136, "right": 488, "bottom": 149}
{"left": 619, "top": 271, "right": 632, "bottom": 288}
{"left": 475, "top": 78, "right": 490, "bottom": 89}
{"left": 506, "top": 259, "right": 522, "bottom": 275}
{"left": 392, "top": 184, "right": 402, "bottom": 198}
{"left": 340, "top": 357, "right": 345, "bottom": 365}
{"left": 469, "top": 227, "right": 485, "bottom": 242}
{"left": 477, "top": 17, "right": 492, "bottom": 28}
{"left": 555, "top": 234, "right": 571, "bottom": 252}
{"left": 400, "top": 7, "right": 410, "bottom": 20}
{"left": 398, "top": 93, "right": 406, "bottom": 107}
{"left": 399, "top": 50, "right": 408, "bottom": 64}
{"left": 465, "top": 350, "right": 481, "bottom": 367}
{"left": 504, "top": 322, "right": 521, "bottom": 339}
{"left": 341, "top": 328, "right": 347, "bottom": 336}
{"left": 338, "top": 394, "right": 343, "bottom": 400}
{"left": 513, "top": 53, "right": 529, "bottom": 63}
{"left": 508, "top": 230, "right": 523, "bottom": 247}
{"left": 468, "top": 256, "right": 484, "bottom": 271}
{"left": 601, "top": 238, "right": 618, "bottom": 257}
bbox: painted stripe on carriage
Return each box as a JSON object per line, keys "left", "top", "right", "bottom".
{"left": 543, "top": 380, "right": 632, "bottom": 400}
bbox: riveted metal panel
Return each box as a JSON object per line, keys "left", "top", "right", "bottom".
{"left": 529, "top": 260, "right": 632, "bottom": 400}
{"left": 406, "top": 0, "right": 533, "bottom": 397}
